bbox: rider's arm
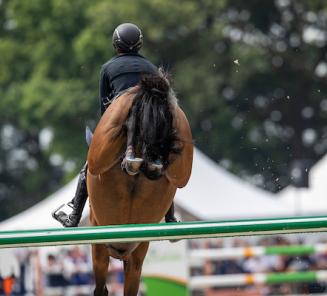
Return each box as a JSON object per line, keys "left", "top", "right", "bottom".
{"left": 99, "top": 66, "right": 112, "bottom": 115}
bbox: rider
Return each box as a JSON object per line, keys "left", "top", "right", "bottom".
{"left": 52, "top": 23, "right": 178, "bottom": 227}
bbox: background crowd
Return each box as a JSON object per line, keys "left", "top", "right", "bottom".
{"left": 0, "top": 245, "right": 125, "bottom": 296}
{"left": 190, "top": 236, "right": 327, "bottom": 296}
{"left": 1, "top": 236, "right": 327, "bottom": 296}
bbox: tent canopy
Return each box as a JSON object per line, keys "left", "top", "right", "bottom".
{"left": 0, "top": 149, "right": 296, "bottom": 230}
{"left": 277, "top": 154, "right": 327, "bottom": 216}
{"left": 175, "top": 149, "right": 293, "bottom": 220}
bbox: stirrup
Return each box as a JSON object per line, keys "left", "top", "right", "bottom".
{"left": 52, "top": 203, "right": 73, "bottom": 218}
{"left": 122, "top": 156, "right": 144, "bottom": 176}
{"left": 52, "top": 203, "right": 74, "bottom": 224}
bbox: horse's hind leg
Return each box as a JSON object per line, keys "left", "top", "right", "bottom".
{"left": 123, "top": 242, "right": 149, "bottom": 296}
{"left": 92, "top": 244, "right": 109, "bottom": 296}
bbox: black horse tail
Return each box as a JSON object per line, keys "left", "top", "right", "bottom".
{"left": 127, "top": 70, "right": 182, "bottom": 180}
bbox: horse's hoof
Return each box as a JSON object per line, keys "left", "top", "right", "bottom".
{"left": 103, "top": 286, "right": 108, "bottom": 296}
{"left": 94, "top": 286, "right": 108, "bottom": 296}
{"left": 148, "top": 161, "right": 163, "bottom": 171}
{"left": 122, "top": 157, "right": 143, "bottom": 176}
{"left": 146, "top": 161, "right": 163, "bottom": 178}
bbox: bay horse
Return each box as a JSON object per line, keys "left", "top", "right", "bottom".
{"left": 87, "top": 71, "right": 193, "bottom": 296}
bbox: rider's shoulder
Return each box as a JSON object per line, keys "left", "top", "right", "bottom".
{"left": 102, "top": 56, "right": 119, "bottom": 69}
{"left": 101, "top": 54, "right": 136, "bottom": 70}
{"left": 102, "top": 53, "right": 157, "bottom": 72}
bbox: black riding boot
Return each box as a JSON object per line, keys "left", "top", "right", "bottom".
{"left": 165, "top": 202, "right": 178, "bottom": 223}
{"left": 52, "top": 163, "right": 88, "bottom": 227}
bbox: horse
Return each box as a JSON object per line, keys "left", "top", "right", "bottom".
{"left": 87, "top": 71, "right": 193, "bottom": 296}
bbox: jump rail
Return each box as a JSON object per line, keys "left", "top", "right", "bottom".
{"left": 189, "top": 243, "right": 327, "bottom": 262}
{"left": 190, "top": 271, "right": 327, "bottom": 288}
{"left": 1, "top": 215, "right": 327, "bottom": 249}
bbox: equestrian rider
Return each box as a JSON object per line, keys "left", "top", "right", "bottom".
{"left": 52, "top": 23, "right": 178, "bottom": 227}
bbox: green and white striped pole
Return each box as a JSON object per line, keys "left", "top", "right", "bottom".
{"left": 189, "top": 244, "right": 327, "bottom": 262}
{"left": 190, "top": 271, "right": 327, "bottom": 288}
{"left": 1, "top": 216, "right": 327, "bottom": 249}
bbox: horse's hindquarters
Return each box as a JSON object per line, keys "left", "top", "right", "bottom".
{"left": 88, "top": 165, "right": 177, "bottom": 225}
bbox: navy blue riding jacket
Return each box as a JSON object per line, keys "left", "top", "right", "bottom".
{"left": 99, "top": 53, "right": 158, "bottom": 115}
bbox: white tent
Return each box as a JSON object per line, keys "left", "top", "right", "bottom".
{"left": 0, "top": 177, "right": 86, "bottom": 230}
{"left": 175, "top": 149, "right": 293, "bottom": 220}
{"left": 277, "top": 154, "right": 327, "bottom": 216}
{"left": 0, "top": 149, "right": 293, "bottom": 231}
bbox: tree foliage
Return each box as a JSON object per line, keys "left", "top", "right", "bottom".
{"left": 1, "top": 0, "right": 327, "bottom": 220}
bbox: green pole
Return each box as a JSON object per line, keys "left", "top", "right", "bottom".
{"left": 190, "top": 271, "right": 327, "bottom": 288}
{"left": 267, "top": 271, "right": 318, "bottom": 284}
{"left": 265, "top": 245, "right": 316, "bottom": 256}
{"left": 1, "top": 215, "right": 327, "bottom": 248}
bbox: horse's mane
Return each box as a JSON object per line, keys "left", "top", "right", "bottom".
{"left": 126, "top": 69, "right": 182, "bottom": 180}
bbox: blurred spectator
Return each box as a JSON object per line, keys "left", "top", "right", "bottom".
{"left": 45, "top": 254, "right": 68, "bottom": 288}
{"left": 243, "top": 255, "right": 280, "bottom": 273}
{"left": 62, "top": 246, "right": 92, "bottom": 286}
{"left": 109, "top": 258, "right": 124, "bottom": 296}
{"left": 0, "top": 249, "right": 20, "bottom": 295}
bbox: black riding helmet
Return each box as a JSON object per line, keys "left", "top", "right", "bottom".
{"left": 112, "top": 23, "right": 143, "bottom": 53}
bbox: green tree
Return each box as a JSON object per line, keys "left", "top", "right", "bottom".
{"left": 0, "top": 0, "right": 94, "bottom": 219}
{"left": 1, "top": 0, "right": 327, "bottom": 221}
{"left": 191, "top": 0, "right": 327, "bottom": 191}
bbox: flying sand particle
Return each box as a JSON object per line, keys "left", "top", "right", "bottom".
{"left": 233, "top": 59, "right": 240, "bottom": 66}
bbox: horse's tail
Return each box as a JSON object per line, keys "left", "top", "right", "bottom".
{"left": 128, "top": 69, "right": 182, "bottom": 180}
